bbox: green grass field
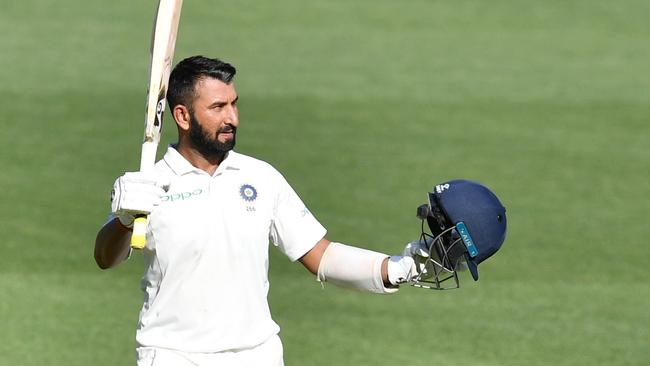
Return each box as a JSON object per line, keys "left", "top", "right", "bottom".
{"left": 1, "top": 0, "right": 649, "bottom": 364}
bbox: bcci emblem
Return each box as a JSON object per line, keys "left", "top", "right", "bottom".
{"left": 239, "top": 184, "right": 258, "bottom": 202}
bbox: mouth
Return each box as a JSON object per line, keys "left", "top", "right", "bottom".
{"left": 217, "top": 125, "right": 236, "bottom": 140}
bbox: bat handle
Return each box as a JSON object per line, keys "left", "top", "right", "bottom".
{"left": 131, "top": 141, "right": 158, "bottom": 249}
{"left": 131, "top": 214, "right": 148, "bottom": 249}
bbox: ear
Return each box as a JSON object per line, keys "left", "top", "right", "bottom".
{"left": 173, "top": 104, "right": 191, "bottom": 131}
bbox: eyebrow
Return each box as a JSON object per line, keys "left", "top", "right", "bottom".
{"left": 209, "top": 95, "right": 238, "bottom": 108}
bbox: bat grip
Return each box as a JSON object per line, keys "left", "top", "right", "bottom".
{"left": 131, "top": 140, "right": 158, "bottom": 249}
{"left": 131, "top": 214, "right": 148, "bottom": 249}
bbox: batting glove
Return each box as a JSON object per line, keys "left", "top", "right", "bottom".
{"left": 386, "top": 237, "right": 432, "bottom": 285}
{"left": 111, "top": 171, "right": 170, "bottom": 228}
{"left": 402, "top": 237, "right": 432, "bottom": 259}
{"left": 387, "top": 256, "right": 416, "bottom": 286}
{"left": 406, "top": 236, "right": 469, "bottom": 275}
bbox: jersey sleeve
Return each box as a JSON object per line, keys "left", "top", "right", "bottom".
{"left": 269, "top": 174, "right": 326, "bottom": 262}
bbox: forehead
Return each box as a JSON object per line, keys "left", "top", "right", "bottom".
{"left": 193, "top": 77, "right": 237, "bottom": 102}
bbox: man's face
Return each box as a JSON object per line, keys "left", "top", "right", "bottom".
{"left": 187, "top": 77, "right": 239, "bottom": 158}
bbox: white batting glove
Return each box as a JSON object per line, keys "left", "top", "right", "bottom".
{"left": 403, "top": 237, "right": 432, "bottom": 259}
{"left": 407, "top": 236, "right": 470, "bottom": 275}
{"left": 386, "top": 237, "right": 434, "bottom": 285}
{"left": 392, "top": 237, "right": 439, "bottom": 285}
{"left": 387, "top": 256, "right": 416, "bottom": 285}
{"left": 111, "top": 171, "right": 170, "bottom": 228}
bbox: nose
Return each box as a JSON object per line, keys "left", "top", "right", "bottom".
{"left": 226, "top": 103, "right": 239, "bottom": 127}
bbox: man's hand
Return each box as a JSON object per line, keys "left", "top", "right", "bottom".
{"left": 111, "top": 171, "right": 170, "bottom": 228}
{"left": 386, "top": 237, "right": 439, "bottom": 285}
{"left": 403, "top": 238, "right": 431, "bottom": 260}
{"left": 386, "top": 256, "right": 416, "bottom": 285}
{"left": 386, "top": 237, "right": 433, "bottom": 286}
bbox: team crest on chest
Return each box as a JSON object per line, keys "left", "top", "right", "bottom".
{"left": 239, "top": 184, "right": 258, "bottom": 202}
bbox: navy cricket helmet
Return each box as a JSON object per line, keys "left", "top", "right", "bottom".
{"left": 412, "top": 179, "right": 507, "bottom": 290}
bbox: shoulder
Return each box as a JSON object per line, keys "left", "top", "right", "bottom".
{"left": 153, "top": 146, "right": 177, "bottom": 172}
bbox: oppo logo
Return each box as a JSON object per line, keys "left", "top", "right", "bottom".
{"left": 162, "top": 189, "right": 204, "bottom": 202}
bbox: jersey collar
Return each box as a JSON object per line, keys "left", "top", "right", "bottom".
{"left": 163, "top": 146, "right": 241, "bottom": 176}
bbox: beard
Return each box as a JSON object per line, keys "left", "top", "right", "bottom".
{"left": 188, "top": 111, "right": 236, "bottom": 160}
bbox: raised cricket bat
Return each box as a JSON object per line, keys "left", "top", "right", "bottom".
{"left": 131, "top": 0, "right": 183, "bottom": 249}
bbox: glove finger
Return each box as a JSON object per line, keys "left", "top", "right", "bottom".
{"left": 156, "top": 176, "right": 171, "bottom": 192}
{"left": 413, "top": 239, "right": 431, "bottom": 258}
{"left": 402, "top": 242, "right": 418, "bottom": 257}
{"left": 414, "top": 245, "right": 430, "bottom": 258}
{"left": 122, "top": 172, "right": 171, "bottom": 191}
{"left": 116, "top": 187, "right": 165, "bottom": 214}
{"left": 402, "top": 240, "right": 429, "bottom": 258}
{"left": 132, "top": 190, "right": 164, "bottom": 210}
{"left": 122, "top": 171, "right": 155, "bottom": 184}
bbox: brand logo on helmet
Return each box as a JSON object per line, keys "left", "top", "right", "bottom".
{"left": 436, "top": 183, "right": 450, "bottom": 194}
{"left": 456, "top": 222, "right": 479, "bottom": 258}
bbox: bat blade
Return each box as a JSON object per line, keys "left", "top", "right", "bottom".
{"left": 131, "top": 0, "right": 183, "bottom": 249}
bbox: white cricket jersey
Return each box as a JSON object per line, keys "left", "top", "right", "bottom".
{"left": 135, "top": 146, "right": 326, "bottom": 352}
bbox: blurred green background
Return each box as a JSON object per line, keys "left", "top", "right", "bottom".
{"left": 1, "top": 0, "right": 648, "bottom": 365}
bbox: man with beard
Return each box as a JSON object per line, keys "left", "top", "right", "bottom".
{"left": 94, "top": 56, "right": 423, "bottom": 366}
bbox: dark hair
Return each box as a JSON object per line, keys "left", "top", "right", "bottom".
{"left": 167, "top": 56, "right": 237, "bottom": 112}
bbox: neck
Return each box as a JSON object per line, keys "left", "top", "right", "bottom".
{"left": 174, "top": 141, "right": 227, "bottom": 176}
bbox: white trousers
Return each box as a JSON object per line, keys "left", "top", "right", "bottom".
{"left": 136, "top": 335, "right": 284, "bottom": 366}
